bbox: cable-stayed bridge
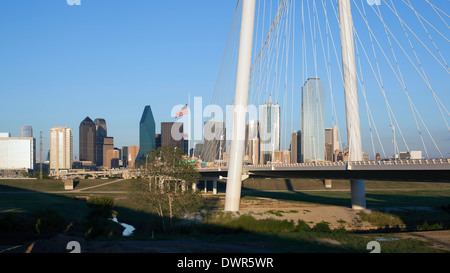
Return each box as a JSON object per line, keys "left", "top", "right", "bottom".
{"left": 192, "top": 0, "right": 449, "bottom": 211}
{"left": 198, "top": 159, "right": 450, "bottom": 182}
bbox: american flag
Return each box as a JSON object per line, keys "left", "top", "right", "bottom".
{"left": 175, "top": 104, "right": 188, "bottom": 118}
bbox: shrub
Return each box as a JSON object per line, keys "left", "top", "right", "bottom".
{"left": 85, "top": 196, "right": 117, "bottom": 239}
{"left": 34, "top": 208, "right": 66, "bottom": 236}
{"left": 333, "top": 226, "right": 347, "bottom": 234}
{"left": 296, "top": 219, "right": 310, "bottom": 232}
{"left": 358, "top": 211, "right": 404, "bottom": 227}
{"left": 87, "top": 196, "right": 115, "bottom": 219}
{"left": 416, "top": 222, "right": 443, "bottom": 231}
{"left": 201, "top": 213, "right": 298, "bottom": 233}
{"left": 311, "top": 221, "right": 332, "bottom": 233}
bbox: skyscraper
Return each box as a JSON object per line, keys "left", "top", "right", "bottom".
{"left": 301, "top": 78, "right": 325, "bottom": 163}
{"left": 138, "top": 105, "right": 156, "bottom": 160}
{"left": 259, "top": 99, "right": 280, "bottom": 164}
{"left": 50, "top": 127, "right": 72, "bottom": 173}
{"left": 95, "top": 118, "right": 107, "bottom": 166}
{"left": 79, "top": 117, "right": 96, "bottom": 164}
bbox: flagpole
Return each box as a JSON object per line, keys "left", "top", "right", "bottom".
{"left": 188, "top": 92, "right": 191, "bottom": 160}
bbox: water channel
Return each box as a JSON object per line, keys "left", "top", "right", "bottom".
{"left": 111, "top": 218, "right": 135, "bottom": 237}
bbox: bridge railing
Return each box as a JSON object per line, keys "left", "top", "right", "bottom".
{"left": 351, "top": 158, "right": 450, "bottom": 166}
{"left": 197, "top": 158, "right": 450, "bottom": 170}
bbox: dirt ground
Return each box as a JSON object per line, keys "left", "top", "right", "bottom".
{"left": 238, "top": 197, "right": 374, "bottom": 230}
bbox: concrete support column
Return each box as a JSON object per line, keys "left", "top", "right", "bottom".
{"left": 213, "top": 179, "right": 218, "bottom": 195}
{"left": 323, "top": 179, "right": 332, "bottom": 189}
{"left": 225, "top": 0, "right": 257, "bottom": 212}
{"left": 204, "top": 180, "right": 208, "bottom": 193}
{"left": 192, "top": 181, "right": 197, "bottom": 192}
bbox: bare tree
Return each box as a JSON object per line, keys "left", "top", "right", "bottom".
{"left": 130, "top": 146, "right": 203, "bottom": 232}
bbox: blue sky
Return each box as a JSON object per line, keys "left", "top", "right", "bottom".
{"left": 0, "top": 0, "right": 448, "bottom": 159}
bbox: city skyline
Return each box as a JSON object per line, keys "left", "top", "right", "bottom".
{"left": 0, "top": 1, "right": 448, "bottom": 160}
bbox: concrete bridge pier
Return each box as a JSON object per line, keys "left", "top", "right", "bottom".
{"left": 323, "top": 179, "right": 332, "bottom": 189}
{"left": 196, "top": 179, "right": 219, "bottom": 195}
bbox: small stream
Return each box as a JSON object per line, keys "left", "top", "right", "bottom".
{"left": 111, "top": 218, "right": 135, "bottom": 237}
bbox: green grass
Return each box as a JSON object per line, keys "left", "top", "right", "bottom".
{"left": 358, "top": 207, "right": 450, "bottom": 231}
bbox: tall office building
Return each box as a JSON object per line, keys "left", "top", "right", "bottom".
{"left": 259, "top": 99, "right": 280, "bottom": 164}
{"left": 20, "top": 125, "right": 33, "bottom": 138}
{"left": 95, "top": 118, "right": 107, "bottom": 166}
{"left": 138, "top": 105, "right": 156, "bottom": 160}
{"left": 202, "top": 121, "right": 226, "bottom": 163}
{"left": 161, "top": 122, "right": 185, "bottom": 150}
{"left": 79, "top": 117, "right": 96, "bottom": 165}
{"left": 102, "top": 137, "right": 114, "bottom": 168}
{"left": 49, "top": 127, "right": 72, "bottom": 173}
{"left": 325, "top": 126, "right": 339, "bottom": 162}
{"left": 301, "top": 78, "right": 325, "bottom": 163}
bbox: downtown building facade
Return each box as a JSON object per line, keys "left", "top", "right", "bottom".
{"left": 0, "top": 132, "right": 35, "bottom": 170}
{"left": 301, "top": 78, "right": 325, "bottom": 163}
{"left": 290, "top": 130, "right": 301, "bottom": 163}
{"left": 325, "top": 126, "right": 340, "bottom": 162}
{"left": 202, "top": 121, "right": 226, "bottom": 163}
{"left": 161, "top": 122, "right": 185, "bottom": 151}
{"left": 246, "top": 120, "right": 260, "bottom": 165}
{"left": 122, "top": 145, "right": 139, "bottom": 169}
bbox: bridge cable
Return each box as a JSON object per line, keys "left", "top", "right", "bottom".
{"left": 357, "top": 1, "right": 445, "bottom": 158}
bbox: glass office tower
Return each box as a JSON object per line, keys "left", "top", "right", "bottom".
{"left": 301, "top": 78, "right": 325, "bottom": 163}
{"left": 259, "top": 100, "right": 280, "bottom": 164}
{"left": 138, "top": 105, "right": 156, "bottom": 160}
